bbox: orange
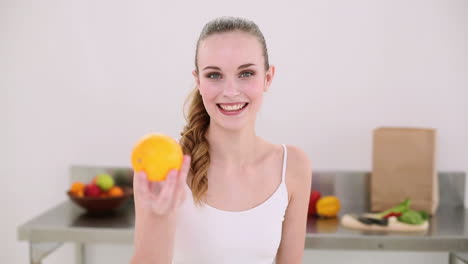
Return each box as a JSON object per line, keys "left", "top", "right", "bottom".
{"left": 75, "top": 189, "right": 84, "bottom": 198}
{"left": 109, "top": 186, "right": 124, "bottom": 197}
{"left": 131, "top": 133, "right": 183, "bottom": 182}
{"left": 70, "top": 182, "right": 85, "bottom": 195}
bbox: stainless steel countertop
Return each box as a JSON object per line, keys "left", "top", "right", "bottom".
{"left": 17, "top": 170, "right": 468, "bottom": 253}
{"left": 306, "top": 204, "right": 468, "bottom": 251}
{"left": 17, "top": 200, "right": 468, "bottom": 251}
{"left": 18, "top": 201, "right": 136, "bottom": 244}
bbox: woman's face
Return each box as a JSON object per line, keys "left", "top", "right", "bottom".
{"left": 193, "top": 31, "right": 275, "bottom": 132}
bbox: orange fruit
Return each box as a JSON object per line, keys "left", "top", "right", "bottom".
{"left": 75, "top": 189, "right": 84, "bottom": 198}
{"left": 70, "top": 182, "right": 85, "bottom": 195}
{"left": 109, "top": 186, "right": 124, "bottom": 197}
{"left": 131, "top": 133, "right": 183, "bottom": 182}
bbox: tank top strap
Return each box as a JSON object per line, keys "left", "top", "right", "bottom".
{"left": 281, "top": 144, "right": 288, "bottom": 183}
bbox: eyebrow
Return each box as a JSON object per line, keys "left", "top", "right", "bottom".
{"left": 202, "top": 63, "right": 256, "bottom": 71}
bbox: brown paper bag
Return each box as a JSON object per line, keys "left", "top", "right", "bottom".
{"left": 370, "top": 127, "right": 438, "bottom": 215}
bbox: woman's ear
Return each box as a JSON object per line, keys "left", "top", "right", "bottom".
{"left": 264, "top": 65, "right": 276, "bottom": 92}
{"left": 192, "top": 70, "right": 200, "bottom": 87}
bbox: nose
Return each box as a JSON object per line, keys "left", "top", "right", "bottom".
{"left": 222, "top": 81, "right": 240, "bottom": 97}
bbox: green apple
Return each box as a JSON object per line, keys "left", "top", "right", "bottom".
{"left": 96, "top": 173, "right": 114, "bottom": 191}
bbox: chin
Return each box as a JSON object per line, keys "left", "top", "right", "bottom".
{"left": 213, "top": 120, "right": 249, "bottom": 132}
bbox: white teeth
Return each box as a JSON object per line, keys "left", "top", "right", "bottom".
{"left": 219, "top": 103, "right": 246, "bottom": 111}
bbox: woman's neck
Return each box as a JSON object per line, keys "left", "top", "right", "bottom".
{"left": 206, "top": 123, "right": 261, "bottom": 168}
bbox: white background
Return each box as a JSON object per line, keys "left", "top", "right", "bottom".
{"left": 2, "top": 0, "right": 467, "bottom": 263}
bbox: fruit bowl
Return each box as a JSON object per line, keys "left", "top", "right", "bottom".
{"left": 67, "top": 187, "right": 133, "bottom": 214}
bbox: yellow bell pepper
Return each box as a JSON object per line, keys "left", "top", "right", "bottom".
{"left": 316, "top": 196, "right": 341, "bottom": 218}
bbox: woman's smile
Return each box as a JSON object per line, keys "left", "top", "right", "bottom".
{"left": 216, "top": 102, "right": 249, "bottom": 115}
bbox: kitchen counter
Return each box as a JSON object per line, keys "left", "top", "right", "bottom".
{"left": 18, "top": 201, "right": 468, "bottom": 248}
{"left": 306, "top": 205, "right": 468, "bottom": 251}
{"left": 17, "top": 170, "right": 468, "bottom": 264}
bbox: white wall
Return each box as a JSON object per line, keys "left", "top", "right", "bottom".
{"left": 2, "top": 0, "right": 467, "bottom": 263}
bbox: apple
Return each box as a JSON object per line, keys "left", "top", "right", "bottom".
{"left": 84, "top": 183, "right": 101, "bottom": 197}
{"left": 96, "top": 173, "right": 114, "bottom": 191}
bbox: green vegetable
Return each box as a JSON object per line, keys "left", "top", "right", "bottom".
{"left": 418, "top": 210, "right": 429, "bottom": 221}
{"left": 376, "top": 198, "right": 430, "bottom": 225}
{"left": 377, "top": 198, "right": 411, "bottom": 218}
{"left": 398, "top": 210, "right": 425, "bottom": 225}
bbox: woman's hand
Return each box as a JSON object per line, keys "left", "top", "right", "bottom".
{"left": 133, "top": 155, "right": 191, "bottom": 216}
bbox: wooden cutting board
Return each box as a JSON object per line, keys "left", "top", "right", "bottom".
{"left": 341, "top": 214, "right": 429, "bottom": 232}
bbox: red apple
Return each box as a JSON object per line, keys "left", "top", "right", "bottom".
{"left": 84, "top": 183, "right": 101, "bottom": 197}
{"left": 308, "top": 190, "right": 321, "bottom": 216}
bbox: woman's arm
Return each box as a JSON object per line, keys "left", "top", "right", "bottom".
{"left": 275, "top": 145, "right": 312, "bottom": 264}
{"left": 131, "top": 156, "right": 191, "bottom": 264}
{"left": 131, "top": 211, "right": 177, "bottom": 264}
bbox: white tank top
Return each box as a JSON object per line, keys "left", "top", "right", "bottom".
{"left": 172, "top": 144, "right": 289, "bottom": 264}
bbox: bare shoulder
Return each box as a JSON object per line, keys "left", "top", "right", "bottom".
{"left": 284, "top": 145, "right": 313, "bottom": 199}
{"left": 285, "top": 145, "right": 312, "bottom": 174}
{"left": 257, "top": 139, "right": 312, "bottom": 184}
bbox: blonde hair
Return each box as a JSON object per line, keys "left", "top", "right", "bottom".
{"left": 179, "top": 16, "right": 270, "bottom": 204}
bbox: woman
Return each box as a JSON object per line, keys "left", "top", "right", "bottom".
{"left": 131, "top": 16, "right": 312, "bottom": 264}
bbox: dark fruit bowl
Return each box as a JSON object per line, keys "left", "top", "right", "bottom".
{"left": 67, "top": 187, "right": 133, "bottom": 214}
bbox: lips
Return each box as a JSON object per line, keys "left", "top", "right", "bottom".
{"left": 217, "top": 103, "right": 247, "bottom": 111}
{"left": 216, "top": 103, "right": 249, "bottom": 115}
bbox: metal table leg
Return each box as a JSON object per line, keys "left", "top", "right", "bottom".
{"left": 30, "top": 242, "right": 62, "bottom": 264}
{"left": 450, "top": 252, "right": 457, "bottom": 264}
{"left": 75, "top": 243, "right": 85, "bottom": 264}
{"left": 450, "top": 252, "right": 468, "bottom": 264}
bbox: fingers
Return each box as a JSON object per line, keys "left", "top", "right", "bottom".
{"left": 134, "top": 155, "right": 192, "bottom": 215}
{"left": 153, "top": 170, "right": 178, "bottom": 212}
{"left": 134, "top": 171, "right": 150, "bottom": 198}
{"left": 179, "top": 155, "right": 191, "bottom": 185}
{"left": 173, "top": 190, "right": 185, "bottom": 209}
{"left": 170, "top": 155, "right": 191, "bottom": 209}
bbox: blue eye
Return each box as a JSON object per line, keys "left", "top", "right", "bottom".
{"left": 240, "top": 71, "right": 254, "bottom": 78}
{"left": 207, "top": 73, "right": 221, "bottom": 79}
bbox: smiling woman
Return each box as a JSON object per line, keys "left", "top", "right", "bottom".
{"left": 131, "top": 16, "right": 312, "bottom": 264}
{"left": 191, "top": 30, "right": 272, "bottom": 133}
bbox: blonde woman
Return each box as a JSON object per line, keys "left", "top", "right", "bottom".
{"left": 132, "top": 16, "right": 312, "bottom": 264}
